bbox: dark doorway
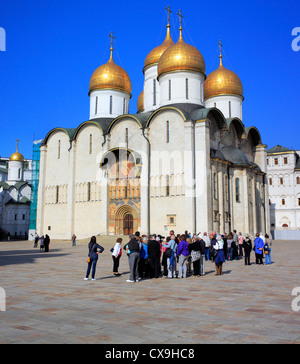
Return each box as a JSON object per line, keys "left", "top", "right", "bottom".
{"left": 124, "top": 214, "right": 133, "bottom": 235}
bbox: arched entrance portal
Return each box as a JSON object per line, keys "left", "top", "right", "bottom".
{"left": 115, "top": 205, "right": 139, "bottom": 235}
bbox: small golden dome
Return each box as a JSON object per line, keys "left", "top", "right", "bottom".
{"left": 157, "top": 29, "right": 206, "bottom": 78}
{"left": 9, "top": 140, "right": 24, "bottom": 161}
{"left": 137, "top": 90, "right": 144, "bottom": 112}
{"left": 144, "top": 25, "right": 174, "bottom": 72}
{"left": 204, "top": 55, "right": 243, "bottom": 100}
{"left": 89, "top": 40, "right": 131, "bottom": 95}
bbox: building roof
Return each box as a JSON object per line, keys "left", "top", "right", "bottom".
{"left": 267, "top": 145, "right": 293, "bottom": 154}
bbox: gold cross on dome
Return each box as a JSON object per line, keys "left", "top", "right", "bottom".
{"left": 16, "top": 139, "right": 20, "bottom": 152}
{"left": 108, "top": 32, "right": 115, "bottom": 49}
{"left": 177, "top": 9, "right": 183, "bottom": 26}
{"left": 218, "top": 39, "right": 223, "bottom": 56}
{"left": 165, "top": 5, "right": 173, "bottom": 24}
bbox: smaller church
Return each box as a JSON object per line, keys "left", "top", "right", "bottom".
{"left": 0, "top": 141, "right": 32, "bottom": 239}
{"left": 36, "top": 9, "right": 270, "bottom": 239}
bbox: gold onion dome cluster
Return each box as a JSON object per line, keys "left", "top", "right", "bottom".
{"left": 157, "top": 29, "right": 206, "bottom": 78}
{"left": 89, "top": 46, "right": 132, "bottom": 96}
{"left": 204, "top": 55, "right": 243, "bottom": 100}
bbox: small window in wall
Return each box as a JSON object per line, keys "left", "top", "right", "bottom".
{"left": 213, "top": 173, "right": 217, "bottom": 199}
{"left": 110, "top": 95, "right": 113, "bottom": 114}
{"left": 274, "top": 158, "right": 278, "bottom": 165}
{"left": 235, "top": 178, "right": 240, "bottom": 202}
{"left": 89, "top": 134, "right": 92, "bottom": 154}
{"left": 167, "top": 215, "right": 176, "bottom": 225}
{"left": 87, "top": 182, "right": 91, "bottom": 201}
{"left": 153, "top": 79, "right": 156, "bottom": 106}
{"left": 267, "top": 158, "right": 269, "bottom": 165}
{"left": 297, "top": 177, "right": 300, "bottom": 184}
{"left": 166, "top": 175, "right": 170, "bottom": 196}
{"left": 168, "top": 80, "right": 171, "bottom": 100}
{"left": 58, "top": 140, "right": 61, "bottom": 159}
{"left": 125, "top": 128, "right": 128, "bottom": 148}
{"left": 95, "top": 96, "right": 98, "bottom": 115}
{"left": 14, "top": 214, "right": 17, "bottom": 220}
{"left": 123, "top": 98, "right": 126, "bottom": 114}
{"left": 22, "top": 214, "right": 25, "bottom": 220}
{"left": 269, "top": 178, "right": 272, "bottom": 185}
{"left": 284, "top": 157, "right": 288, "bottom": 164}
{"left": 280, "top": 177, "right": 283, "bottom": 185}
{"left": 282, "top": 198, "right": 285, "bottom": 206}
{"left": 298, "top": 198, "right": 300, "bottom": 206}
{"left": 56, "top": 185, "right": 59, "bottom": 204}
{"left": 185, "top": 78, "right": 189, "bottom": 99}
{"left": 166, "top": 121, "right": 170, "bottom": 143}
{"left": 229, "top": 101, "right": 232, "bottom": 118}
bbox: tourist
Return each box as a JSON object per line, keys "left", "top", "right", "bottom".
{"left": 177, "top": 235, "right": 190, "bottom": 278}
{"left": 125, "top": 233, "right": 141, "bottom": 282}
{"left": 264, "top": 234, "right": 272, "bottom": 264}
{"left": 238, "top": 232, "right": 244, "bottom": 257}
{"left": 202, "top": 232, "right": 210, "bottom": 261}
{"left": 213, "top": 234, "right": 225, "bottom": 275}
{"left": 72, "top": 233, "right": 76, "bottom": 247}
{"left": 222, "top": 234, "right": 228, "bottom": 261}
{"left": 254, "top": 233, "right": 264, "bottom": 265}
{"left": 111, "top": 237, "right": 122, "bottom": 275}
{"left": 44, "top": 234, "right": 50, "bottom": 252}
{"left": 226, "top": 233, "right": 234, "bottom": 261}
{"left": 186, "top": 237, "right": 192, "bottom": 274}
{"left": 138, "top": 236, "right": 149, "bottom": 278}
{"left": 161, "top": 236, "right": 170, "bottom": 277}
{"left": 148, "top": 235, "right": 161, "bottom": 278}
{"left": 162, "top": 235, "right": 177, "bottom": 278}
{"left": 232, "top": 230, "right": 239, "bottom": 259}
{"left": 34, "top": 233, "right": 39, "bottom": 248}
{"left": 210, "top": 233, "right": 217, "bottom": 261}
{"left": 189, "top": 235, "right": 205, "bottom": 276}
{"left": 243, "top": 234, "right": 252, "bottom": 265}
{"left": 84, "top": 236, "right": 104, "bottom": 281}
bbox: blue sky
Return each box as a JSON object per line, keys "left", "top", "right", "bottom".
{"left": 0, "top": 0, "right": 299, "bottom": 159}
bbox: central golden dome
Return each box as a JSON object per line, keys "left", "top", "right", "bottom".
{"left": 157, "top": 29, "right": 206, "bottom": 78}
{"left": 204, "top": 56, "right": 243, "bottom": 100}
{"left": 144, "top": 24, "right": 174, "bottom": 72}
{"left": 89, "top": 44, "right": 131, "bottom": 95}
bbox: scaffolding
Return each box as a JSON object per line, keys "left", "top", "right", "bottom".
{"left": 28, "top": 140, "right": 43, "bottom": 239}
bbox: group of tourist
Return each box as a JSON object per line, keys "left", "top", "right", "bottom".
{"left": 84, "top": 229, "right": 272, "bottom": 282}
{"left": 33, "top": 232, "right": 51, "bottom": 252}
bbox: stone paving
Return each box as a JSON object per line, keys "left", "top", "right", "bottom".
{"left": 0, "top": 237, "right": 300, "bottom": 344}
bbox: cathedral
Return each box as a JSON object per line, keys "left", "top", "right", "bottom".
{"left": 36, "top": 9, "right": 270, "bottom": 239}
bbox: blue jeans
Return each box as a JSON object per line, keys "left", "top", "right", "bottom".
{"left": 86, "top": 258, "right": 98, "bottom": 279}
{"left": 227, "top": 247, "right": 233, "bottom": 260}
{"left": 205, "top": 247, "right": 210, "bottom": 261}
{"left": 265, "top": 249, "right": 271, "bottom": 264}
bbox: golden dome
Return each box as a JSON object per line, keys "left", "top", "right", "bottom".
{"left": 9, "top": 140, "right": 24, "bottom": 161}
{"left": 89, "top": 40, "right": 131, "bottom": 95}
{"left": 137, "top": 90, "right": 144, "bottom": 112}
{"left": 204, "top": 55, "right": 243, "bottom": 100}
{"left": 157, "top": 29, "right": 206, "bottom": 78}
{"left": 144, "top": 24, "right": 174, "bottom": 72}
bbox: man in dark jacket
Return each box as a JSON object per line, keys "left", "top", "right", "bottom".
{"left": 147, "top": 235, "right": 161, "bottom": 278}
{"left": 125, "top": 233, "right": 141, "bottom": 282}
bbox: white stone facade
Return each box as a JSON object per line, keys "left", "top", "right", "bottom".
{"left": 267, "top": 146, "right": 300, "bottom": 239}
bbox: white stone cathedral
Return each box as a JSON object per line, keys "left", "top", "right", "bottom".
{"left": 36, "top": 10, "right": 270, "bottom": 239}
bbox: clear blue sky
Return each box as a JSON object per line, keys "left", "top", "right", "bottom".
{"left": 0, "top": 0, "right": 299, "bottom": 159}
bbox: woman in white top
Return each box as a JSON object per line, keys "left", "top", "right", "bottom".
{"left": 213, "top": 235, "right": 225, "bottom": 275}
{"left": 112, "top": 238, "right": 122, "bottom": 275}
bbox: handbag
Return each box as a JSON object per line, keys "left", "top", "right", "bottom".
{"left": 264, "top": 250, "right": 269, "bottom": 255}
{"left": 191, "top": 250, "right": 201, "bottom": 262}
{"left": 211, "top": 248, "right": 218, "bottom": 258}
{"left": 87, "top": 257, "right": 91, "bottom": 263}
{"left": 165, "top": 248, "right": 172, "bottom": 258}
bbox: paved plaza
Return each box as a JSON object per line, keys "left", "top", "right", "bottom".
{"left": 0, "top": 237, "right": 300, "bottom": 344}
